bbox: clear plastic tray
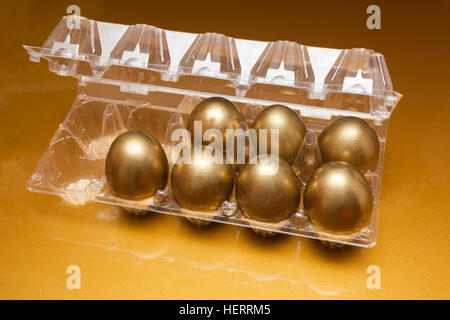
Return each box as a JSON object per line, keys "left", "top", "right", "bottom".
{"left": 24, "top": 16, "right": 402, "bottom": 248}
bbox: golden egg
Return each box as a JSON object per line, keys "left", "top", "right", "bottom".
{"left": 105, "top": 131, "right": 169, "bottom": 200}
{"left": 304, "top": 161, "right": 373, "bottom": 235}
{"left": 319, "top": 116, "right": 380, "bottom": 172}
{"left": 252, "top": 104, "right": 306, "bottom": 165}
{"left": 188, "top": 97, "right": 245, "bottom": 149}
{"left": 236, "top": 156, "right": 300, "bottom": 223}
{"left": 171, "top": 147, "right": 235, "bottom": 212}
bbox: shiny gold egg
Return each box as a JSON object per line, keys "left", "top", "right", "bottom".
{"left": 105, "top": 131, "right": 169, "bottom": 200}
{"left": 171, "top": 147, "right": 235, "bottom": 212}
{"left": 304, "top": 161, "right": 373, "bottom": 235}
{"left": 236, "top": 156, "right": 300, "bottom": 223}
{"left": 319, "top": 116, "right": 380, "bottom": 172}
{"left": 188, "top": 97, "right": 245, "bottom": 149}
{"left": 252, "top": 104, "right": 306, "bottom": 165}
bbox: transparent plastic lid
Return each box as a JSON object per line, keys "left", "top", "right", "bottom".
{"left": 24, "top": 16, "right": 401, "bottom": 122}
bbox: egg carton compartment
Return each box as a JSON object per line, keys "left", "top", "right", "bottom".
{"left": 24, "top": 15, "right": 402, "bottom": 248}
{"left": 28, "top": 89, "right": 384, "bottom": 248}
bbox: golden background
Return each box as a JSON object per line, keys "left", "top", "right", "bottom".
{"left": 0, "top": 0, "right": 449, "bottom": 299}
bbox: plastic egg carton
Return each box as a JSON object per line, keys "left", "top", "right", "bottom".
{"left": 24, "top": 16, "right": 402, "bottom": 248}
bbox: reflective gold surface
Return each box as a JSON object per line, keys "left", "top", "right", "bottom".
{"left": 252, "top": 104, "right": 306, "bottom": 165}
{"left": 171, "top": 148, "right": 234, "bottom": 211}
{"left": 319, "top": 117, "right": 380, "bottom": 172}
{"left": 1, "top": 0, "right": 449, "bottom": 299}
{"left": 236, "top": 157, "right": 300, "bottom": 223}
{"left": 105, "top": 131, "right": 169, "bottom": 200}
{"left": 304, "top": 162, "right": 373, "bottom": 234}
{"left": 188, "top": 97, "right": 244, "bottom": 149}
